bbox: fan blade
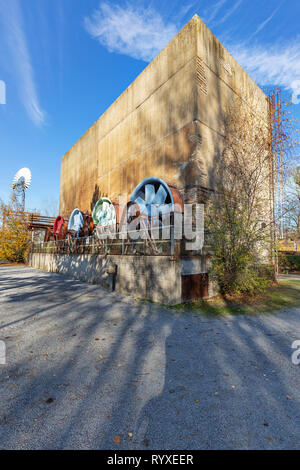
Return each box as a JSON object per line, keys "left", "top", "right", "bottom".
{"left": 135, "top": 197, "right": 147, "bottom": 215}
{"left": 152, "top": 184, "right": 167, "bottom": 205}
{"left": 145, "top": 184, "right": 156, "bottom": 204}
{"left": 135, "top": 190, "right": 144, "bottom": 201}
{"left": 159, "top": 203, "right": 172, "bottom": 215}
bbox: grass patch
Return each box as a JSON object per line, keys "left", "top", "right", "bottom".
{"left": 170, "top": 280, "right": 300, "bottom": 316}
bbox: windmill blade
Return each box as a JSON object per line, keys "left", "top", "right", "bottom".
{"left": 11, "top": 167, "right": 31, "bottom": 211}
{"left": 12, "top": 167, "right": 31, "bottom": 189}
{"left": 152, "top": 184, "right": 167, "bottom": 205}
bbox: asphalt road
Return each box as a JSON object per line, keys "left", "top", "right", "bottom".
{"left": 0, "top": 265, "right": 299, "bottom": 450}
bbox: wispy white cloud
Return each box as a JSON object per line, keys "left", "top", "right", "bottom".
{"left": 213, "top": 0, "right": 243, "bottom": 26}
{"left": 291, "top": 79, "right": 300, "bottom": 104}
{"left": 84, "top": 2, "right": 178, "bottom": 62}
{"left": 0, "top": 0, "right": 45, "bottom": 125}
{"left": 173, "top": 0, "right": 200, "bottom": 21}
{"left": 228, "top": 40, "right": 300, "bottom": 99}
{"left": 203, "top": 0, "right": 227, "bottom": 24}
{"left": 250, "top": 3, "right": 283, "bottom": 38}
{"left": 84, "top": 1, "right": 300, "bottom": 103}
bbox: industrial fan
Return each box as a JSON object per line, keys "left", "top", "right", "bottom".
{"left": 130, "top": 177, "right": 173, "bottom": 217}
{"left": 92, "top": 198, "right": 117, "bottom": 239}
{"left": 68, "top": 208, "right": 84, "bottom": 235}
{"left": 127, "top": 177, "right": 178, "bottom": 253}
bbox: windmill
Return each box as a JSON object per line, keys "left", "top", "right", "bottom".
{"left": 11, "top": 167, "right": 31, "bottom": 211}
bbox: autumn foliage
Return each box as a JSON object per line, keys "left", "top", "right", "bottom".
{"left": 0, "top": 198, "right": 30, "bottom": 263}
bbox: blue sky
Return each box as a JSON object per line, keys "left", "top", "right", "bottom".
{"left": 0, "top": 0, "right": 299, "bottom": 214}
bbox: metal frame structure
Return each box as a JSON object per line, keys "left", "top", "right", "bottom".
{"left": 268, "top": 88, "right": 285, "bottom": 239}
{"left": 31, "top": 230, "right": 176, "bottom": 257}
{"left": 2, "top": 210, "right": 57, "bottom": 242}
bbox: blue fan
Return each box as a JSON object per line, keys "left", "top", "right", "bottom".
{"left": 130, "top": 177, "right": 173, "bottom": 217}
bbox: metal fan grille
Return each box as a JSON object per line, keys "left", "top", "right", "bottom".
{"left": 130, "top": 177, "right": 173, "bottom": 217}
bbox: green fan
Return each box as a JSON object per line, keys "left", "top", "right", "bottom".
{"left": 92, "top": 198, "right": 116, "bottom": 227}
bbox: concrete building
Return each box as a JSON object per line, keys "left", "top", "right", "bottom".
{"left": 60, "top": 14, "right": 268, "bottom": 216}
{"left": 29, "top": 15, "right": 271, "bottom": 304}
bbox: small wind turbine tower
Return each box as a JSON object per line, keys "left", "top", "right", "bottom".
{"left": 11, "top": 167, "right": 32, "bottom": 211}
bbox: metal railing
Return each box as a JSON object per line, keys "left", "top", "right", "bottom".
{"left": 31, "top": 224, "right": 210, "bottom": 257}
{"left": 31, "top": 232, "right": 175, "bottom": 256}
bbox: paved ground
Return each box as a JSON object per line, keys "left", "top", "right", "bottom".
{"left": 0, "top": 266, "right": 299, "bottom": 450}
{"left": 279, "top": 273, "right": 300, "bottom": 281}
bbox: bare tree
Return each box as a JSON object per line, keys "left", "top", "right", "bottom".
{"left": 283, "top": 167, "right": 300, "bottom": 239}
{"left": 206, "top": 94, "right": 274, "bottom": 295}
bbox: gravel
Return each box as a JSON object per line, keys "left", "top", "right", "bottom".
{"left": 0, "top": 265, "right": 299, "bottom": 449}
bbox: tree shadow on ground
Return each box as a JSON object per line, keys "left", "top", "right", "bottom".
{"left": 0, "top": 267, "right": 299, "bottom": 449}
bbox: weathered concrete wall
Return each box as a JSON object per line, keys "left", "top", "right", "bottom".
{"left": 60, "top": 15, "right": 268, "bottom": 216}
{"left": 29, "top": 253, "right": 182, "bottom": 305}
{"left": 28, "top": 253, "right": 218, "bottom": 304}
{"left": 193, "top": 18, "right": 268, "bottom": 192}
{"left": 60, "top": 19, "right": 198, "bottom": 215}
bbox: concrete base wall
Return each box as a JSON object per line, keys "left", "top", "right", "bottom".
{"left": 28, "top": 253, "right": 182, "bottom": 305}
{"left": 28, "top": 253, "right": 218, "bottom": 305}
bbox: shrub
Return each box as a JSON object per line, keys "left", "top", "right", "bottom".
{"left": 206, "top": 93, "right": 275, "bottom": 297}
{"left": 278, "top": 253, "right": 300, "bottom": 273}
